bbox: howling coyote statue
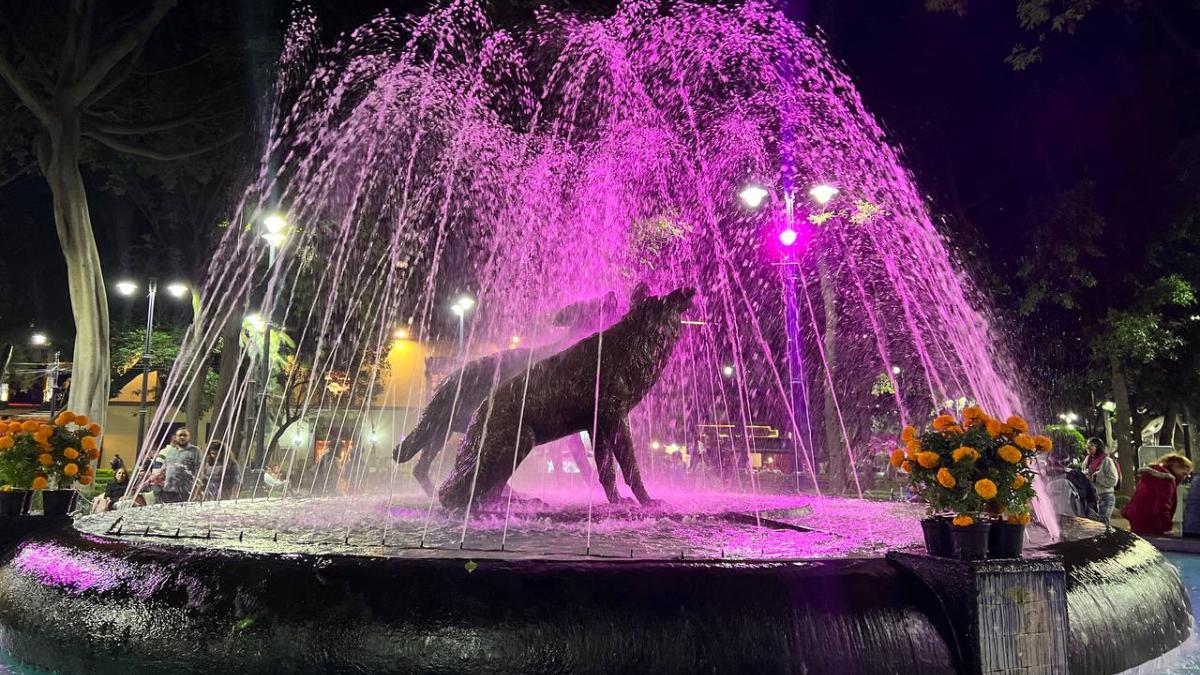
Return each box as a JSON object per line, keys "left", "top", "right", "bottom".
{"left": 438, "top": 286, "right": 696, "bottom": 510}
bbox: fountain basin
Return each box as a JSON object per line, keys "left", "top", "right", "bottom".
{"left": 0, "top": 500, "right": 1188, "bottom": 674}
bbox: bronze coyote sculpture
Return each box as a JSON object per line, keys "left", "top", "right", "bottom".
{"left": 438, "top": 286, "right": 696, "bottom": 510}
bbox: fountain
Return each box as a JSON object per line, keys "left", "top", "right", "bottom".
{"left": 0, "top": 1, "right": 1190, "bottom": 673}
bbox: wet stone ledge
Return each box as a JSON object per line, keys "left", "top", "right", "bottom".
{"left": 887, "top": 550, "right": 1069, "bottom": 675}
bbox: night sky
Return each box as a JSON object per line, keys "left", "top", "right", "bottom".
{"left": 1, "top": 0, "right": 1197, "bottom": 346}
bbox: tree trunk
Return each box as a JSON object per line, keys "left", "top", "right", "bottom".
{"left": 818, "top": 261, "right": 843, "bottom": 493}
{"left": 211, "top": 311, "right": 244, "bottom": 454}
{"left": 1110, "top": 354, "right": 1136, "bottom": 497}
{"left": 35, "top": 124, "right": 111, "bottom": 427}
{"left": 1164, "top": 401, "right": 1180, "bottom": 449}
{"left": 183, "top": 295, "right": 207, "bottom": 442}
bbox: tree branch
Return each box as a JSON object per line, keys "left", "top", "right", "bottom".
{"left": 83, "top": 129, "right": 240, "bottom": 161}
{"left": 0, "top": 51, "right": 51, "bottom": 125}
{"left": 67, "top": 0, "right": 175, "bottom": 105}
{"left": 84, "top": 113, "right": 202, "bottom": 136}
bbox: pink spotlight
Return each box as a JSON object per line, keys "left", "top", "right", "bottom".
{"left": 779, "top": 228, "right": 798, "bottom": 247}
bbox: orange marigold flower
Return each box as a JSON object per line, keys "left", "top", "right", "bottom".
{"left": 37, "top": 453, "right": 53, "bottom": 466}
{"left": 37, "top": 424, "right": 53, "bottom": 436}
{"left": 974, "top": 478, "right": 998, "bottom": 500}
{"left": 78, "top": 475, "right": 93, "bottom": 486}
{"left": 1006, "top": 415, "right": 1029, "bottom": 433}
{"left": 63, "top": 447, "right": 79, "bottom": 460}
{"left": 20, "top": 420, "right": 38, "bottom": 433}
{"left": 1014, "top": 433, "right": 1036, "bottom": 451}
{"left": 81, "top": 436, "right": 96, "bottom": 451}
{"left": 985, "top": 419, "right": 1004, "bottom": 439}
{"left": 998, "top": 444, "right": 1023, "bottom": 464}
{"left": 901, "top": 461, "right": 915, "bottom": 473}
{"left": 900, "top": 426, "right": 918, "bottom": 443}
{"left": 952, "top": 515, "right": 974, "bottom": 527}
{"left": 931, "top": 414, "right": 957, "bottom": 431}
{"left": 87, "top": 423, "right": 101, "bottom": 436}
{"left": 962, "top": 405, "right": 986, "bottom": 421}
{"left": 0, "top": 437, "right": 12, "bottom": 451}
{"left": 1034, "top": 435, "right": 1053, "bottom": 453}
{"left": 1007, "top": 513, "right": 1032, "bottom": 525}
{"left": 87, "top": 448, "right": 99, "bottom": 460}
{"left": 936, "top": 467, "right": 956, "bottom": 488}
{"left": 6, "top": 422, "right": 21, "bottom": 434}
{"left": 905, "top": 439, "right": 922, "bottom": 457}
{"left": 62, "top": 463, "right": 78, "bottom": 477}
{"left": 54, "top": 411, "right": 75, "bottom": 427}
{"left": 916, "top": 451, "right": 940, "bottom": 469}
{"left": 1012, "top": 474, "right": 1027, "bottom": 489}
{"left": 952, "top": 446, "right": 979, "bottom": 463}
{"left": 74, "top": 415, "right": 90, "bottom": 427}
{"left": 889, "top": 449, "right": 905, "bottom": 468}
{"left": 31, "top": 476, "right": 48, "bottom": 491}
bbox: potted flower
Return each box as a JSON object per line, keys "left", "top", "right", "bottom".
{"left": 0, "top": 420, "right": 42, "bottom": 515}
{"left": 33, "top": 411, "right": 100, "bottom": 516}
{"left": 892, "top": 406, "right": 1051, "bottom": 560}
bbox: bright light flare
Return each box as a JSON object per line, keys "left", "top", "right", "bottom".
{"left": 778, "top": 228, "right": 798, "bottom": 247}
{"left": 30, "top": 333, "right": 48, "bottom": 346}
{"left": 263, "top": 213, "right": 287, "bottom": 234}
{"left": 808, "top": 184, "right": 839, "bottom": 205}
{"left": 722, "top": 365, "right": 734, "bottom": 378}
{"left": 739, "top": 184, "right": 769, "bottom": 208}
{"left": 115, "top": 281, "right": 138, "bottom": 296}
{"left": 246, "top": 314, "right": 266, "bottom": 331}
{"left": 394, "top": 328, "right": 409, "bottom": 340}
{"left": 166, "top": 282, "right": 189, "bottom": 298}
{"left": 891, "top": 365, "right": 901, "bottom": 375}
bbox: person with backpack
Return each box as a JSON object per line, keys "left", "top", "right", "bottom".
{"left": 1086, "top": 437, "right": 1120, "bottom": 525}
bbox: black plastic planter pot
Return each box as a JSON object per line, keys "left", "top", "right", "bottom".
{"left": 920, "top": 517, "right": 952, "bottom": 557}
{"left": 40, "top": 489, "right": 76, "bottom": 516}
{"left": 988, "top": 521, "right": 1026, "bottom": 559}
{"left": 0, "top": 491, "right": 29, "bottom": 516}
{"left": 949, "top": 520, "right": 991, "bottom": 560}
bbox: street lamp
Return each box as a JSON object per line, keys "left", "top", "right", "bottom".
{"left": 722, "top": 365, "right": 735, "bottom": 378}
{"left": 113, "top": 278, "right": 189, "bottom": 453}
{"left": 451, "top": 295, "right": 475, "bottom": 356}
{"left": 808, "top": 183, "right": 839, "bottom": 205}
{"left": 30, "top": 333, "right": 48, "bottom": 346}
{"left": 738, "top": 184, "right": 770, "bottom": 209}
{"left": 256, "top": 213, "right": 289, "bottom": 465}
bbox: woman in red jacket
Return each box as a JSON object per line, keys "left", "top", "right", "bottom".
{"left": 1122, "top": 453, "right": 1194, "bottom": 536}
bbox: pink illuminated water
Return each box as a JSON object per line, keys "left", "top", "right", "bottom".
{"left": 140, "top": 0, "right": 1055, "bottom": 542}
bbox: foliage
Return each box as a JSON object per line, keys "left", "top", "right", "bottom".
{"left": 891, "top": 406, "right": 1050, "bottom": 521}
{"left": 1044, "top": 424, "right": 1086, "bottom": 462}
{"left": 109, "top": 325, "right": 220, "bottom": 413}
{"left": 925, "top": 0, "right": 1161, "bottom": 70}
{"left": 0, "top": 413, "right": 100, "bottom": 490}
{"left": 0, "top": 420, "right": 41, "bottom": 489}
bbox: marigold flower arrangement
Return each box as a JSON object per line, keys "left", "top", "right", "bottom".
{"left": 889, "top": 405, "right": 1050, "bottom": 526}
{"left": 0, "top": 412, "right": 100, "bottom": 490}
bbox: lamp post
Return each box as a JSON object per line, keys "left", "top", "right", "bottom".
{"left": 115, "top": 278, "right": 190, "bottom": 453}
{"left": 451, "top": 295, "right": 475, "bottom": 358}
{"left": 256, "top": 213, "right": 288, "bottom": 466}
{"left": 741, "top": 180, "right": 839, "bottom": 488}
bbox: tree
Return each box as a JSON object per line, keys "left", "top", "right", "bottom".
{"left": 926, "top": 0, "right": 1200, "bottom": 70}
{"left": 0, "top": 0, "right": 242, "bottom": 425}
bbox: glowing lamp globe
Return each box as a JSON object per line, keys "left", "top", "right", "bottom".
{"left": 739, "top": 185, "right": 769, "bottom": 208}
{"left": 778, "top": 228, "right": 798, "bottom": 247}
{"left": 166, "top": 283, "right": 189, "bottom": 298}
{"left": 808, "top": 184, "right": 839, "bottom": 205}
{"left": 115, "top": 280, "right": 138, "bottom": 296}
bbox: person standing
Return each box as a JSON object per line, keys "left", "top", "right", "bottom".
{"left": 1086, "top": 437, "right": 1119, "bottom": 525}
{"left": 200, "top": 442, "right": 242, "bottom": 501}
{"left": 160, "top": 427, "right": 201, "bottom": 504}
{"left": 1123, "top": 453, "right": 1194, "bottom": 536}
